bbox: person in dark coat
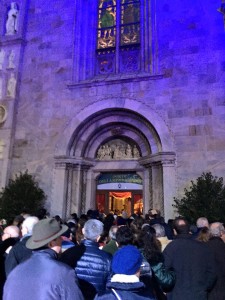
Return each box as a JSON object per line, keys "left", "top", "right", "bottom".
{"left": 207, "top": 222, "right": 225, "bottom": 300}
{"left": 5, "top": 216, "right": 39, "bottom": 276}
{"left": 3, "top": 218, "right": 84, "bottom": 300}
{"left": 102, "top": 225, "right": 118, "bottom": 255}
{"left": 0, "top": 225, "right": 20, "bottom": 299}
{"left": 138, "top": 225, "right": 175, "bottom": 299}
{"left": 94, "top": 245, "right": 156, "bottom": 300}
{"left": 60, "top": 219, "right": 112, "bottom": 300}
{"left": 163, "top": 217, "right": 217, "bottom": 300}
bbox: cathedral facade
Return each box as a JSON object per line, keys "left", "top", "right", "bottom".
{"left": 0, "top": 0, "right": 224, "bottom": 220}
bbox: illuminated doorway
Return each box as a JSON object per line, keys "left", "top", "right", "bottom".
{"left": 96, "top": 172, "right": 143, "bottom": 215}
{"left": 96, "top": 190, "right": 143, "bottom": 215}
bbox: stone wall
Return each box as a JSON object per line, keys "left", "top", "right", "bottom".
{"left": 0, "top": 0, "right": 224, "bottom": 218}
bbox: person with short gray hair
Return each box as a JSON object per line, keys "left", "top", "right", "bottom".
{"left": 196, "top": 217, "right": 209, "bottom": 229}
{"left": 102, "top": 225, "right": 118, "bottom": 255}
{"left": 61, "top": 219, "right": 112, "bottom": 299}
{"left": 83, "top": 218, "right": 104, "bottom": 241}
{"left": 209, "top": 222, "right": 224, "bottom": 237}
{"left": 207, "top": 222, "right": 225, "bottom": 299}
{"left": 5, "top": 216, "right": 39, "bottom": 276}
{"left": 152, "top": 223, "right": 171, "bottom": 251}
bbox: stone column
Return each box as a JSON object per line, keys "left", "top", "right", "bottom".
{"left": 139, "top": 168, "right": 153, "bottom": 214}
{"left": 51, "top": 162, "right": 68, "bottom": 218}
{"left": 139, "top": 152, "right": 176, "bottom": 219}
{"left": 151, "top": 163, "right": 164, "bottom": 215}
{"left": 53, "top": 158, "right": 94, "bottom": 219}
{"left": 161, "top": 160, "right": 177, "bottom": 221}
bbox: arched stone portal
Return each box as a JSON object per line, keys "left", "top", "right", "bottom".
{"left": 53, "top": 101, "right": 176, "bottom": 221}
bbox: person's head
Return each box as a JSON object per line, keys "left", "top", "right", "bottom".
{"left": 108, "top": 225, "right": 118, "bottom": 241}
{"left": 152, "top": 223, "right": 165, "bottom": 238}
{"left": 196, "top": 227, "right": 210, "bottom": 242}
{"left": 196, "top": 217, "right": 209, "bottom": 229}
{"left": 130, "top": 216, "right": 144, "bottom": 232}
{"left": 209, "top": 222, "right": 225, "bottom": 238}
{"left": 2, "top": 225, "right": 20, "bottom": 241}
{"left": 116, "top": 216, "right": 127, "bottom": 226}
{"left": 21, "top": 216, "right": 39, "bottom": 236}
{"left": 148, "top": 209, "right": 160, "bottom": 219}
{"left": 116, "top": 225, "right": 133, "bottom": 247}
{"left": 138, "top": 225, "right": 161, "bottom": 260}
{"left": 112, "top": 245, "right": 142, "bottom": 277}
{"left": 173, "top": 217, "right": 190, "bottom": 235}
{"left": 54, "top": 215, "right": 62, "bottom": 224}
{"left": 82, "top": 219, "right": 103, "bottom": 241}
{"left": 26, "top": 218, "right": 68, "bottom": 253}
{"left": 12, "top": 215, "right": 24, "bottom": 227}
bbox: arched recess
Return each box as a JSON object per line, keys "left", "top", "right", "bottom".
{"left": 52, "top": 100, "right": 176, "bottom": 221}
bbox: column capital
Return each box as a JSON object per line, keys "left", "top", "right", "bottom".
{"left": 139, "top": 152, "right": 176, "bottom": 167}
{"left": 54, "top": 156, "right": 94, "bottom": 170}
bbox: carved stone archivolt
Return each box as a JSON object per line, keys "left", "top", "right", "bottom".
{"left": 96, "top": 140, "right": 141, "bottom": 160}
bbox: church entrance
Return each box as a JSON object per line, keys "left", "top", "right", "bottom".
{"left": 96, "top": 172, "right": 143, "bottom": 215}
{"left": 53, "top": 106, "right": 176, "bottom": 221}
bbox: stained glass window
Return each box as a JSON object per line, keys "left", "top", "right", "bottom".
{"left": 120, "top": 0, "right": 140, "bottom": 46}
{"left": 97, "top": 0, "right": 117, "bottom": 49}
{"left": 96, "top": 0, "right": 141, "bottom": 75}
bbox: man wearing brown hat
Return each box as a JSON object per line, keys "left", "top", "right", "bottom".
{"left": 3, "top": 218, "right": 84, "bottom": 300}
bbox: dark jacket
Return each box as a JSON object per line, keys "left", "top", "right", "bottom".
{"left": 5, "top": 235, "right": 32, "bottom": 277}
{"left": 102, "top": 239, "right": 118, "bottom": 255}
{"left": 151, "top": 261, "right": 175, "bottom": 292}
{"left": 60, "top": 239, "right": 112, "bottom": 300}
{"left": 163, "top": 234, "right": 217, "bottom": 300}
{"left": 94, "top": 280, "right": 156, "bottom": 300}
{"left": 0, "top": 237, "right": 19, "bottom": 299}
{"left": 207, "top": 237, "right": 225, "bottom": 300}
{"left": 3, "top": 248, "right": 84, "bottom": 300}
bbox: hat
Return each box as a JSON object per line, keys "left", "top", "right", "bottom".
{"left": 112, "top": 245, "right": 142, "bottom": 275}
{"left": 26, "top": 218, "right": 68, "bottom": 250}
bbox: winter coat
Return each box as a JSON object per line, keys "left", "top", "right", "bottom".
{"left": 3, "top": 248, "right": 84, "bottom": 300}
{"left": 94, "top": 275, "right": 156, "bottom": 300}
{"left": 60, "top": 239, "right": 112, "bottom": 299}
{"left": 163, "top": 234, "right": 217, "bottom": 300}
{"left": 102, "top": 239, "right": 118, "bottom": 255}
{"left": 151, "top": 261, "right": 175, "bottom": 292}
{"left": 5, "top": 235, "right": 32, "bottom": 277}
{"left": 207, "top": 237, "right": 225, "bottom": 300}
{"left": 0, "top": 237, "right": 19, "bottom": 299}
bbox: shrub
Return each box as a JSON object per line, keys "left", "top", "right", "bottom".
{"left": 173, "top": 172, "right": 225, "bottom": 224}
{"left": 0, "top": 171, "right": 46, "bottom": 224}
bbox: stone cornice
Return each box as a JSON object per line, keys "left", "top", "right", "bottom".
{"left": 54, "top": 156, "right": 95, "bottom": 169}
{"left": 0, "top": 36, "right": 26, "bottom": 47}
{"left": 139, "top": 152, "right": 176, "bottom": 167}
{"left": 67, "top": 73, "right": 165, "bottom": 89}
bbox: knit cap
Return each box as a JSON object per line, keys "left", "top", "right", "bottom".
{"left": 112, "top": 245, "right": 142, "bottom": 275}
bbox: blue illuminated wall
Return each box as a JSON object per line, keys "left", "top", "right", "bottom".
{"left": 0, "top": 0, "right": 224, "bottom": 217}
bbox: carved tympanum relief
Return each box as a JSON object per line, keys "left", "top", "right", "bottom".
{"left": 96, "top": 139, "right": 141, "bottom": 160}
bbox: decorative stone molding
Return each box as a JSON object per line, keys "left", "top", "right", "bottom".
{"left": 139, "top": 152, "right": 176, "bottom": 167}
{"left": 54, "top": 157, "right": 94, "bottom": 169}
{"left": 0, "top": 139, "right": 5, "bottom": 159}
{"left": 0, "top": 104, "right": 7, "bottom": 123}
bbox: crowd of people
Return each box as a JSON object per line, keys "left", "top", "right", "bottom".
{"left": 0, "top": 208, "right": 225, "bottom": 300}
